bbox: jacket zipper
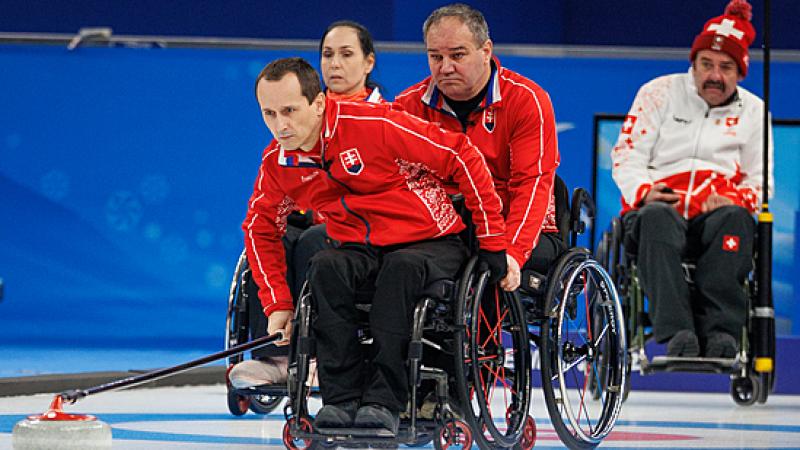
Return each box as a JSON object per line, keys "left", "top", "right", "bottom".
{"left": 684, "top": 107, "right": 710, "bottom": 218}
{"left": 321, "top": 160, "right": 372, "bottom": 245}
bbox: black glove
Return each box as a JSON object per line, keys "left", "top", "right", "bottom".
{"left": 478, "top": 249, "right": 507, "bottom": 285}
{"left": 286, "top": 210, "right": 314, "bottom": 230}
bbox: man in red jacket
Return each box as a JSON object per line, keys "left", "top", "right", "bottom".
{"left": 395, "top": 3, "right": 561, "bottom": 296}
{"left": 244, "top": 57, "right": 509, "bottom": 433}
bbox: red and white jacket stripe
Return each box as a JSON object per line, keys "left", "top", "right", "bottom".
{"left": 611, "top": 70, "right": 774, "bottom": 219}
{"left": 243, "top": 97, "right": 506, "bottom": 316}
{"left": 395, "top": 58, "right": 560, "bottom": 266}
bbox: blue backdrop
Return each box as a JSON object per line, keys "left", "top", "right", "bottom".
{"left": 2, "top": 0, "right": 799, "bottom": 49}
{"left": 1, "top": 44, "right": 799, "bottom": 355}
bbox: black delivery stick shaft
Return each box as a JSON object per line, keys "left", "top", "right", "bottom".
{"left": 754, "top": 0, "right": 775, "bottom": 380}
{"left": 60, "top": 333, "right": 282, "bottom": 403}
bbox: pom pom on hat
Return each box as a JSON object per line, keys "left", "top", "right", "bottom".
{"left": 724, "top": 0, "right": 753, "bottom": 21}
{"left": 690, "top": 0, "right": 756, "bottom": 77}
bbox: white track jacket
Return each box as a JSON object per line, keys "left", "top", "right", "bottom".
{"left": 611, "top": 69, "right": 774, "bottom": 219}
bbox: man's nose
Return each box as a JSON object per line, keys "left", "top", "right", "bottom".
{"left": 276, "top": 116, "right": 290, "bottom": 131}
{"left": 440, "top": 58, "right": 455, "bottom": 73}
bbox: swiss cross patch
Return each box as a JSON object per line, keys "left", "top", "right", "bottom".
{"left": 621, "top": 115, "right": 637, "bottom": 134}
{"left": 725, "top": 117, "right": 739, "bottom": 127}
{"left": 722, "top": 235, "right": 740, "bottom": 252}
{"left": 339, "top": 148, "right": 364, "bottom": 175}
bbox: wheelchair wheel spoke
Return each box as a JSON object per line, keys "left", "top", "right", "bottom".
{"left": 593, "top": 323, "right": 610, "bottom": 348}
{"left": 550, "top": 353, "right": 587, "bottom": 382}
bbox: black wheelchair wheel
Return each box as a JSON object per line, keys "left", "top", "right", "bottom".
{"left": 757, "top": 371, "right": 774, "bottom": 404}
{"left": 248, "top": 394, "right": 284, "bottom": 414}
{"left": 540, "top": 249, "right": 627, "bottom": 449}
{"left": 287, "top": 287, "right": 315, "bottom": 417}
{"left": 731, "top": 374, "right": 760, "bottom": 406}
{"left": 225, "top": 250, "right": 252, "bottom": 416}
{"left": 227, "top": 389, "right": 250, "bottom": 416}
{"left": 454, "top": 258, "right": 531, "bottom": 449}
{"left": 225, "top": 250, "right": 251, "bottom": 368}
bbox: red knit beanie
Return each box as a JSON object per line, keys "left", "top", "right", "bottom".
{"left": 690, "top": 0, "right": 756, "bottom": 77}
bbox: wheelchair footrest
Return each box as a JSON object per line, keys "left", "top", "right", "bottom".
{"left": 647, "top": 355, "right": 740, "bottom": 374}
{"left": 231, "top": 386, "right": 288, "bottom": 396}
{"left": 314, "top": 426, "right": 397, "bottom": 438}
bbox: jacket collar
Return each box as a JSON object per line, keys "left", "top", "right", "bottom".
{"left": 277, "top": 145, "right": 320, "bottom": 168}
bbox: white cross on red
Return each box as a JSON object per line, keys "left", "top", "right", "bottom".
{"left": 722, "top": 234, "right": 740, "bottom": 252}
{"left": 708, "top": 18, "right": 744, "bottom": 39}
{"left": 621, "top": 115, "right": 637, "bottom": 134}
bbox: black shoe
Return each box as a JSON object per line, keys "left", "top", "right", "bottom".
{"left": 314, "top": 400, "right": 360, "bottom": 428}
{"left": 705, "top": 332, "right": 737, "bottom": 358}
{"left": 354, "top": 404, "right": 399, "bottom": 434}
{"left": 666, "top": 330, "right": 700, "bottom": 357}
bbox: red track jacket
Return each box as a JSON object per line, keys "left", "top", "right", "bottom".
{"left": 395, "top": 58, "right": 560, "bottom": 266}
{"left": 243, "top": 98, "right": 506, "bottom": 316}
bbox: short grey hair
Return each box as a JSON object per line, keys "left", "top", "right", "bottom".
{"left": 422, "top": 3, "right": 490, "bottom": 48}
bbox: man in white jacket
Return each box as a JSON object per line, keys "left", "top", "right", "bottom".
{"left": 611, "top": 0, "right": 773, "bottom": 358}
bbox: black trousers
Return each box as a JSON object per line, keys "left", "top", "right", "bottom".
{"left": 524, "top": 232, "right": 568, "bottom": 274}
{"left": 623, "top": 203, "right": 754, "bottom": 343}
{"left": 307, "top": 236, "right": 468, "bottom": 413}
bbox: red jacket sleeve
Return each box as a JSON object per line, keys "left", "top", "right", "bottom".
{"left": 505, "top": 90, "right": 560, "bottom": 265}
{"left": 242, "top": 146, "right": 295, "bottom": 317}
{"left": 382, "top": 108, "right": 506, "bottom": 251}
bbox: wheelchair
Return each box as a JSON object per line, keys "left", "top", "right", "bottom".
{"left": 520, "top": 177, "right": 628, "bottom": 450}
{"left": 596, "top": 213, "right": 776, "bottom": 406}
{"left": 282, "top": 239, "right": 534, "bottom": 449}
{"left": 224, "top": 248, "right": 287, "bottom": 416}
{"left": 225, "top": 178, "right": 627, "bottom": 450}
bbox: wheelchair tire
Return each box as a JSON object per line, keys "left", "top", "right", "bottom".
{"left": 512, "top": 416, "right": 536, "bottom": 450}
{"left": 225, "top": 250, "right": 251, "bottom": 365}
{"left": 283, "top": 417, "right": 321, "bottom": 450}
{"left": 225, "top": 251, "right": 252, "bottom": 416}
{"left": 731, "top": 374, "right": 760, "bottom": 406}
{"left": 248, "top": 394, "right": 283, "bottom": 414}
{"left": 454, "top": 257, "right": 531, "bottom": 449}
{"left": 227, "top": 389, "right": 250, "bottom": 416}
{"left": 540, "top": 248, "right": 627, "bottom": 449}
{"left": 757, "top": 371, "right": 773, "bottom": 404}
{"left": 434, "top": 419, "right": 473, "bottom": 450}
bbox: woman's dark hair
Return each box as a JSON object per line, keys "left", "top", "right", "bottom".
{"left": 319, "top": 20, "right": 379, "bottom": 90}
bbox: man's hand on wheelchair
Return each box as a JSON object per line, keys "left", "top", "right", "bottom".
{"left": 479, "top": 249, "right": 520, "bottom": 292}
{"left": 702, "top": 194, "right": 734, "bottom": 213}
{"left": 268, "top": 310, "right": 293, "bottom": 346}
{"left": 500, "top": 254, "right": 520, "bottom": 292}
{"left": 643, "top": 183, "right": 680, "bottom": 206}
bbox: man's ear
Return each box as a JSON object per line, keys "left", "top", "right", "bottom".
{"left": 482, "top": 39, "right": 493, "bottom": 64}
{"left": 314, "top": 92, "right": 326, "bottom": 116}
